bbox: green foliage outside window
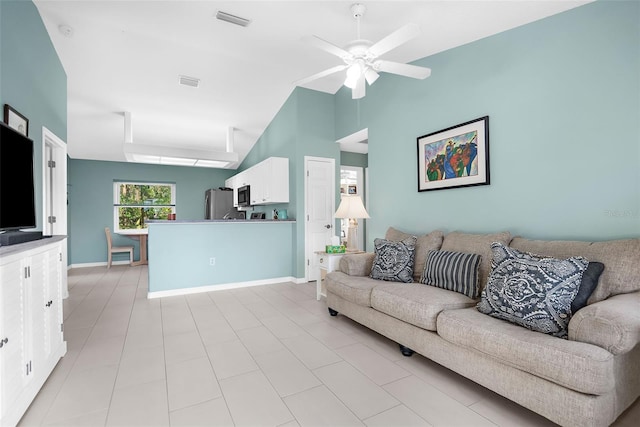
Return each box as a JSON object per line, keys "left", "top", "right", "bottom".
{"left": 116, "top": 183, "right": 174, "bottom": 230}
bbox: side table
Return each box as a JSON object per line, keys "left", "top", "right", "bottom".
{"left": 315, "top": 251, "right": 345, "bottom": 300}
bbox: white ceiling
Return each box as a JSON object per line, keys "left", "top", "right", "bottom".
{"left": 34, "top": 0, "right": 591, "bottom": 167}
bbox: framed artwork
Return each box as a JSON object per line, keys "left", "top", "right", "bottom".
{"left": 417, "top": 116, "right": 489, "bottom": 192}
{"left": 348, "top": 184, "right": 357, "bottom": 195}
{"left": 3, "top": 104, "right": 29, "bottom": 136}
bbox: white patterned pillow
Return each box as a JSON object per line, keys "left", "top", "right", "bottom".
{"left": 477, "top": 242, "right": 588, "bottom": 338}
{"left": 420, "top": 250, "right": 481, "bottom": 299}
{"left": 370, "top": 237, "right": 417, "bottom": 283}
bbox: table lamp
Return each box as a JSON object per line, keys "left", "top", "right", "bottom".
{"left": 334, "top": 195, "right": 370, "bottom": 252}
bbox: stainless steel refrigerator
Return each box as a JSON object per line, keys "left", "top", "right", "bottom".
{"left": 204, "top": 188, "right": 239, "bottom": 219}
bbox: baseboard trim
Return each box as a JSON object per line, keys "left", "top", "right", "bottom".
{"left": 69, "top": 260, "right": 132, "bottom": 269}
{"left": 147, "top": 276, "right": 304, "bottom": 299}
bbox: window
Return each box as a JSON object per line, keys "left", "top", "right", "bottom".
{"left": 114, "top": 182, "right": 175, "bottom": 231}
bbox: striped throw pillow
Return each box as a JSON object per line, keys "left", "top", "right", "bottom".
{"left": 420, "top": 250, "right": 481, "bottom": 299}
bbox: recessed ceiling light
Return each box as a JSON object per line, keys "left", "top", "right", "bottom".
{"left": 215, "top": 10, "right": 251, "bottom": 27}
{"left": 178, "top": 75, "right": 200, "bottom": 88}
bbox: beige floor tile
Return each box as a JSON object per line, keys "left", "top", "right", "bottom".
{"left": 124, "top": 322, "right": 164, "bottom": 350}
{"left": 166, "top": 356, "right": 222, "bottom": 411}
{"left": 72, "top": 334, "right": 125, "bottom": 372}
{"left": 352, "top": 328, "right": 406, "bottom": 362}
{"left": 337, "top": 343, "right": 411, "bottom": 385}
{"left": 283, "top": 385, "right": 363, "bottom": 427}
{"left": 363, "top": 404, "right": 432, "bottom": 427}
{"left": 237, "top": 325, "right": 286, "bottom": 356}
{"left": 253, "top": 349, "right": 322, "bottom": 397}
{"left": 468, "top": 393, "right": 557, "bottom": 427}
{"left": 280, "top": 306, "right": 324, "bottom": 326}
{"left": 115, "top": 344, "right": 166, "bottom": 389}
{"left": 197, "top": 321, "right": 238, "bottom": 346}
{"left": 220, "top": 309, "right": 262, "bottom": 331}
{"left": 106, "top": 379, "right": 170, "bottom": 426}
{"left": 384, "top": 376, "right": 496, "bottom": 427}
{"left": 163, "top": 330, "right": 206, "bottom": 365}
{"left": 220, "top": 370, "right": 294, "bottom": 426}
{"left": 169, "top": 397, "right": 234, "bottom": 427}
{"left": 395, "top": 355, "right": 487, "bottom": 406}
{"left": 45, "top": 364, "right": 118, "bottom": 424}
{"left": 243, "top": 300, "right": 282, "bottom": 319}
{"left": 303, "top": 321, "right": 358, "bottom": 349}
{"left": 42, "top": 409, "right": 108, "bottom": 427}
{"left": 162, "top": 309, "right": 198, "bottom": 336}
{"left": 281, "top": 332, "right": 343, "bottom": 370}
{"left": 261, "top": 315, "right": 307, "bottom": 339}
{"left": 205, "top": 339, "right": 259, "bottom": 380}
{"left": 313, "top": 361, "right": 399, "bottom": 419}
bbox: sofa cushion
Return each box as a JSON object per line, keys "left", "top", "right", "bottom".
{"left": 420, "top": 250, "right": 482, "bottom": 299}
{"left": 510, "top": 237, "right": 640, "bottom": 304}
{"left": 339, "top": 252, "right": 376, "bottom": 276}
{"left": 325, "top": 271, "right": 379, "bottom": 307}
{"left": 370, "top": 282, "right": 477, "bottom": 331}
{"left": 437, "top": 308, "right": 615, "bottom": 395}
{"left": 385, "top": 227, "right": 444, "bottom": 282}
{"left": 572, "top": 262, "right": 605, "bottom": 313}
{"left": 370, "top": 237, "right": 416, "bottom": 283}
{"left": 441, "top": 231, "right": 512, "bottom": 291}
{"left": 477, "top": 243, "right": 588, "bottom": 338}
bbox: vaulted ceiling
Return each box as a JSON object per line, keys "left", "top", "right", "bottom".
{"left": 34, "top": 1, "right": 591, "bottom": 168}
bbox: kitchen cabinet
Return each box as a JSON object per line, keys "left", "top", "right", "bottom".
{"left": 229, "top": 157, "right": 289, "bottom": 206}
{"left": 0, "top": 237, "right": 67, "bottom": 427}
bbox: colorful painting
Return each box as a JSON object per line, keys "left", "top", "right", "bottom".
{"left": 417, "top": 117, "right": 489, "bottom": 192}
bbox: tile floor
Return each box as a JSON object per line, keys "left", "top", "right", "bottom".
{"left": 17, "top": 265, "right": 640, "bottom": 427}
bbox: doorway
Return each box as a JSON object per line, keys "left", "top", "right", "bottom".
{"left": 42, "top": 127, "right": 68, "bottom": 297}
{"left": 339, "top": 166, "right": 366, "bottom": 251}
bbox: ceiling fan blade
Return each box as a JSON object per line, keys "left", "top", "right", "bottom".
{"left": 368, "top": 23, "right": 421, "bottom": 58}
{"left": 352, "top": 76, "right": 366, "bottom": 99}
{"left": 375, "top": 60, "right": 431, "bottom": 79}
{"left": 303, "top": 35, "right": 352, "bottom": 60}
{"left": 293, "top": 64, "right": 347, "bottom": 86}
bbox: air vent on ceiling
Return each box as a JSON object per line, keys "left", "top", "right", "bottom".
{"left": 216, "top": 10, "right": 251, "bottom": 27}
{"left": 178, "top": 75, "right": 200, "bottom": 88}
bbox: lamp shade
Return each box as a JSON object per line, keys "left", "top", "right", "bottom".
{"left": 335, "top": 195, "right": 370, "bottom": 219}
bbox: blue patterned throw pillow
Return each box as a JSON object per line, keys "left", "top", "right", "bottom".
{"left": 477, "top": 242, "right": 588, "bottom": 338}
{"left": 370, "top": 237, "right": 417, "bottom": 283}
{"left": 420, "top": 250, "right": 481, "bottom": 299}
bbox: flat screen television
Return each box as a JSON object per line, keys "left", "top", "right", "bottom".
{"left": 0, "top": 121, "right": 37, "bottom": 236}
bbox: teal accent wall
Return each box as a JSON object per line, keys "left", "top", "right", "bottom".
{"left": 336, "top": 0, "right": 640, "bottom": 245}
{"left": 67, "top": 159, "right": 233, "bottom": 265}
{"left": 239, "top": 87, "right": 338, "bottom": 279}
{"left": 147, "top": 222, "right": 294, "bottom": 294}
{"left": 340, "top": 152, "right": 368, "bottom": 168}
{"left": 0, "top": 0, "right": 67, "bottom": 231}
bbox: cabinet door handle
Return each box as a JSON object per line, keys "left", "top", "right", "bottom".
{"left": 324, "top": 224, "right": 331, "bottom": 229}
{"left": 0, "top": 337, "right": 7, "bottom": 348}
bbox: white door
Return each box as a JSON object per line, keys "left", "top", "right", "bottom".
{"left": 41, "top": 128, "right": 68, "bottom": 298}
{"left": 305, "top": 157, "right": 335, "bottom": 281}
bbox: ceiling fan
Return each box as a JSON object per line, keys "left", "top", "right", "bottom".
{"left": 295, "top": 3, "right": 431, "bottom": 99}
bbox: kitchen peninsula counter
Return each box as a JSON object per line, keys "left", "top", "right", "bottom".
{"left": 146, "top": 219, "right": 295, "bottom": 298}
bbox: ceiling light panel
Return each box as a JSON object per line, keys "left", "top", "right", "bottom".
{"left": 215, "top": 10, "right": 251, "bottom": 27}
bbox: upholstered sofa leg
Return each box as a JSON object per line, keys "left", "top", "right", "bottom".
{"left": 399, "top": 344, "right": 414, "bottom": 357}
{"left": 328, "top": 307, "right": 339, "bottom": 316}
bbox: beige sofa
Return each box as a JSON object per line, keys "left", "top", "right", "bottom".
{"left": 325, "top": 229, "right": 640, "bottom": 427}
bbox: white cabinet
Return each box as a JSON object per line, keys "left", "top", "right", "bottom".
{"left": 0, "top": 237, "right": 67, "bottom": 427}
{"left": 231, "top": 157, "right": 289, "bottom": 206}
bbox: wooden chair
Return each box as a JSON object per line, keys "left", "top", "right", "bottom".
{"left": 105, "top": 227, "right": 134, "bottom": 268}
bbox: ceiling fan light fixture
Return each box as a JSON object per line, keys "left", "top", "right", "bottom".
{"left": 344, "top": 62, "right": 364, "bottom": 88}
{"left": 364, "top": 68, "right": 379, "bottom": 85}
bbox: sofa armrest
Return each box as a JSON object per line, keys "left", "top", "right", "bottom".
{"left": 568, "top": 292, "right": 640, "bottom": 355}
{"left": 339, "top": 252, "right": 375, "bottom": 276}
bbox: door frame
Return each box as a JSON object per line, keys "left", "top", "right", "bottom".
{"left": 41, "top": 127, "right": 68, "bottom": 298}
{"left": 339, "top": 165, "right": 365, "bottom": 251}
{"left": 304, "top": 156, "right": 336, "bottom": 282}
{"left": 41, "top": 127, "right": 67, "bottom": 236}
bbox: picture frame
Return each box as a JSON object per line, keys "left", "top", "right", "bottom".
{"left": 3, "top": 104, "right": 29, "bottom": 136}
{"left": 348, "top": 184, "right": 357, "bottom": 195}
{"left": 417, "top": 116, "right": 489, "bottom": 192}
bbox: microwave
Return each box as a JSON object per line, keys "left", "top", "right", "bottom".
{"left": 237, "top": 185, "right": 251, "bottom": 207}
